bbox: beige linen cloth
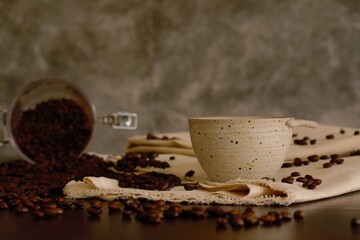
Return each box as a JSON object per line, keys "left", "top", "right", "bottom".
{"left": 64, "top": 124, "right": 360, "bottom": 206}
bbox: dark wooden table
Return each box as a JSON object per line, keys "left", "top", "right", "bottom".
{"left": 1, "top": 190, "right": 360, "bottom": 240}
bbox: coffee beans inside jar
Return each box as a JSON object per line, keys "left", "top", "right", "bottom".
{"left": 14, "top": 98, "right": 92, "bottom": 163}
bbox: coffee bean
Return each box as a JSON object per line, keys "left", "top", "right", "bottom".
{"left": 33, "top": 210, "right": 45, "bottom": 219}
{"left": 229, "top": 214, "right": 245, "bottom": 228}
{"left": 216, "top": 217, "right": 228, "bottom": 228}
{"left": 44, "top": 207, "right": 64, "bottom": 217}
{"left": 206, "top": 206, "right": 227, "bottom": 217}
{"left": 320, "top": 155, "right": 329, "bottom": 160}
{"left": 164, "top": 208, "right": 182, "bottom": 219}
{"left": 305, "top": 174, "right": 313, "bottom": 180}
{"left": 185, "top": 170, "right": 195, "bottom": 178}
{"left": 351, "top": 217, "right": 360, "bottom": 227}
{"left": 293, "top": 158, "right": 303, "bottom": 166}
{"left": 296, "top": 177, "right": 306, "bottom": 183}
{"left": 169, "top": 156, "right": 176, "bottom": 160}
{"left": 326, "top": 134, "right": 335, "bottom": 139}
{"left": 313, "top": 179, "right": 322, "bottom": 185}
{"left": 293, "top": 139, "right": 308, "bottom": 145}
{"left": 280, "top": 211, "right": 292, "bottom": 222}
{"left": 87, "top": 207, "right": 102, "bottom": 216}
{"left": 293, "top": 210, "right": 304, "bottom": 220}
{"left": 281, "top": 163, "right": 293, "bottom": 168}
{"left": 323, "top": 162, "right": 333, "bottom": 168}
{"left": 281, "top": 176, "right": 294, "bottom": 184}
{"left": 90, "top": 199, "right": 103, "bottom": 209}
{"left": 0, "top": 201, "right": 9, "bottom": 210}
{"left": 309, "top": 139, "right": 317, "bottom": 145}
{"left": 108, "top": 201, "right": 122, "bottom": 212}
{"left": 354, "top": 131, "right": 360, "bottom": 136}
{"left": 307, "top": 155, "right": 319, "bottom": 162}
{"left": 259, "top": 214, "right": 276, "bottom": 225}
{"left": 291, "top": 172, "right": 301, "bottom": 177}
{"left": 303, "top": 179, "right": 314, "bottom": 188}
{"left": 335, "top": 158, "right": 344, "bottom": 165}
{"left": 340, "top": 129, "right": 345, "bottom": 134}
{"left": 302, "top": 160, "right": 310, "bottom": 165}
{"left": 15, "top": 205, "right": 29, "bottom": 214}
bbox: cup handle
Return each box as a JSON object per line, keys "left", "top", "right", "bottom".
{"left": 286, "top": 119, "right": 318, "bottom": 128}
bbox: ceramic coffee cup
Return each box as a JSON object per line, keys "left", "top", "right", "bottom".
{"left": 188, "top": 116, "right": 318, "bottom": 182}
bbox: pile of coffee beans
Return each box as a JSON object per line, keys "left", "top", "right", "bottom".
{"left": 14, "top": 98, "right": 92, "bottom": 163}
{"left": 82, "top": 198, "right": 306, "bottom": 229}
{"left": 115, "top": 152, "right": 170, "bottom": 172}
{"left": 281, "top": 172, "right": 322, "bottom": 190}
{"left": 282, "top": 152, "right": 351, "bottom": 169}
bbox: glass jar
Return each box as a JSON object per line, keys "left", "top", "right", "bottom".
{"left": 0, "top": 79, "right": 138, "bottom": 163}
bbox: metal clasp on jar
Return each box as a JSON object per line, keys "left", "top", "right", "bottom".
{"left": 0, "top": 106, "right": 9, "bottom": 147}
{"left": 101, "top": 112, "right": 138, "bottom": 130}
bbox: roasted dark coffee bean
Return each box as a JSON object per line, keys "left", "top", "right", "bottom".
{"left": 307, "top": 155, "right": 319, "bottom": 162}
{"left": 281, "top": 176, "right": 294, "bottom": 184}
{"left": 121, "top": 209, "right": 133, "bottom": 219}
{"left": 181, "top": 206, "right": 205, "bottom": 219}
{"left": 330, "top": 154, "right": 340, "bottom": 159}
{"left": 302, "top": 160, "right": 310, "bottom": 165}
{"left": 303, "top": 179, "right": 314, "bottom": 188}
{"left": 291, "top": 172, "right": 301, "bottom": 177}
{"left": 15, "top": 205, "right": 29, "bottom": 214}
{"left": 309, "top": 139, "right": 317, "bottom": 145}
{"left": 293, "top": 158, "right": 303, "bottom": 166}
{"left": 0, "top": 201, "right": 9, "bottom": 210}
{"left": 307, "top": 183, "right": 317, "bottom": 189}
{"left": 185, "top": 170, "right": 195, "bottom": 178}
{"left": 72, "top": 200, "right": 84, "bottom": 209}
{"left": 44, "top": 207, "right": 64, "bottom": 217}
{"left": 340, "top": 129, "right": 346, "bottom": 134}
{"left": 293, "top": 139, "right": 308, "bottom": 145}
{"left": 313, "top": 179, "right": 322, "bottom": 185}
{"left": 335, "top": 158, "right": 344, "bottom": 165}
{"left": 281, "top": 163, "right": 293, "bottom": 168}
{"left": 305, "top": 174, "right": 313, "bottom": 180}
{"left": 351, "top": 217, "right": 360, "bottom": 227}
{"left": 90, "top": 199, "right": 103, "bottom": 209}
{"left": 229, "top": 214, "right": 245, "bottom": 228}
{"left": 87, "top": 207, "right": 102, "bottom": 216}
{"left": 326, "top": 134, "right": 335, "bottom": 139}
{"left": 137, "top": 210, "right": 163, "bottom": 223}
{"left": 293, "top": 210, "right": 304, "bottom": 220}
{"left": 296, "top": 177, "right": 306, "bottom": 183}
{"left": 259, "top": 214, "right": 276, "bottom": 225}
{"left": 164, "top": 208, "right": 182, "bottom": 219}
{"left": 320, "top": 155, "right": 329, "bottom": 160}
{"left": 354, "top": 131, "right": 360, "bottom": 136}
{"left": 329, "top": 158, "right": 338, "bottom": 164}
{"left": 280, "top": 211, "right": 292, "bottom": 222}
{"left": 108, "top": 201, "right": 122, "bottom": 212}
{"left": 243, "top": 215, "right": 259, "bottom": 227}
{"left": 169, "top": 156, "right": 176, "bottom": 160}
{"left": 33, "top": 210, "right": 45, "bottom": 219}
{"left": 206, "top": 206, "right": 227, "bottom": 217}
{"left": 216, "top": 217, "right": 228, "bottom": 228}
{"left": 323, "top": 162, "right": 333, "bottom": 168}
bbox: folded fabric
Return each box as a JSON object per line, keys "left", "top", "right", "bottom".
{"left": 126, "top": 125, "right": 360, "bottom": 161}
{"left": 64, "top": 124, "right": 360, "bottom": 206}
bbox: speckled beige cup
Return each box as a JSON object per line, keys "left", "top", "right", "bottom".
{"left": 188, "top": 116, "right": 317, "bottom": 182}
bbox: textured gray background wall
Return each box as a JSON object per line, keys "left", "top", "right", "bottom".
{"left": 1, "top": 0, "right": 360, "bottom": 154}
